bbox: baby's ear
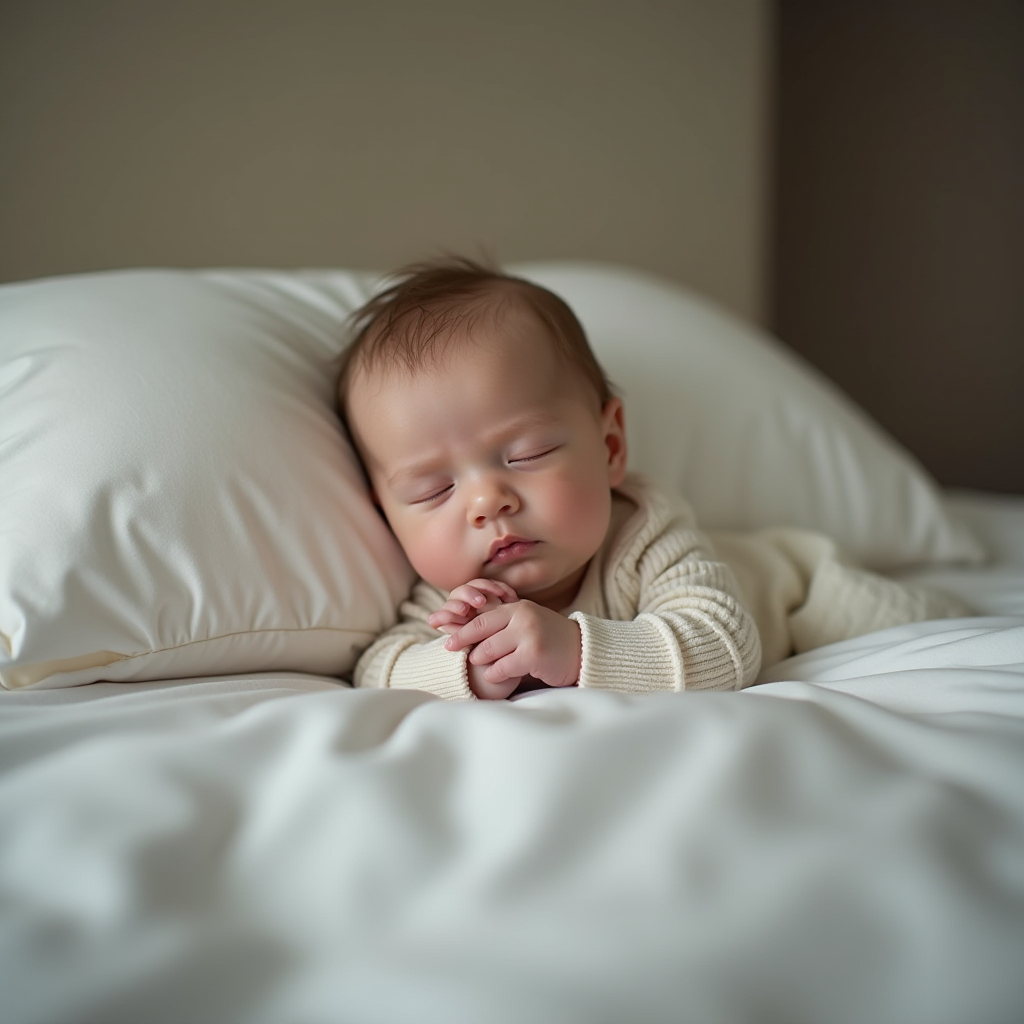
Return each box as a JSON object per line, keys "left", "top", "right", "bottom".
{"left": 602, "top": 397, "right": 628, "bottom": 487}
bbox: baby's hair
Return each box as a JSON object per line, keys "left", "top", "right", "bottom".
{"left": 337, "top": 256, "right": 615, "bottom": 416}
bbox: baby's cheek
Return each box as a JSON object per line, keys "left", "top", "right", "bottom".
{"left": 560, "top": 478, "right": 612, "bottom": 542}
{"left": 402, "top": 522, "right": 469, "bottom": 593}
{"left": 413, "top": 554, "right": 457, "bottom": 593}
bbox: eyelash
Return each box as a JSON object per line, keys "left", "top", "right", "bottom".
{"left": 415, "top": 485, "right": 453, "bottom": 505}
{"left": 511, "top": 447, "right": 556, "bottom": 464}
{"left": 412, "top": 449, "right": 557, "bottom": 505}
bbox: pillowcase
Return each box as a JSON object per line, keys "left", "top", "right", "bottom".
{"left": 0, "top": 261, "right": 981, "bottom": 691}
{"left": 512, "top": 262, "right": 983, "bottom": 569}
{"left": 0, "top": 269, "right": 415, "bottom": 690}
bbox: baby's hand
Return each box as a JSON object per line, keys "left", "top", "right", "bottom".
{"left": 444, "top": 601, "right": 582, "bottom": 692}
{"left": 428, "top": 579, "right": 518, "bottom": 635}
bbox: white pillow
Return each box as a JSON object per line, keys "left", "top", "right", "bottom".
{"left": 0, "top": 261, "right": 981, "bottom": 691}
{"left": 512, "top": 262, "right": 983, "bottom": 569}
{"left": 0, "top": 269, "right": 415, "bottom": 690}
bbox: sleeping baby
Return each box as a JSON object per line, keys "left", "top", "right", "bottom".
{"left": 337, "top": 257, "right": 968, "bottom": 700}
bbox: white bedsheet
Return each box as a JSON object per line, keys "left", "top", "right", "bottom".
{"left": 894, "top": 490, "right": 1024, "bottom": 618}
{"left": 2, "top": 496, "right": 1024, "bottom": 1024}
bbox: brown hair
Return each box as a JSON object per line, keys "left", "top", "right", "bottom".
{"left": 337, "top": 256, "right": 615, "bottom": 417}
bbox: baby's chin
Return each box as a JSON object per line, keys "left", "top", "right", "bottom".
{"left": 505, "top": 568, "right": 589, "bottom": 611}
{"left": 424, "top": 559, "right": 587, "bottom": 609}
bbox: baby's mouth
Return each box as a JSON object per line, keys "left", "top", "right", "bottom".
{"left": 486, "top": 537, "right": 537, "bottom": 565}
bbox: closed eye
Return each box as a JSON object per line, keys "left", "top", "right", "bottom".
{"left": 510, "top": 447, "right": 558, "bottom": 465}
{"left": 413, "top": 484, "right": 453, "bottom": 504}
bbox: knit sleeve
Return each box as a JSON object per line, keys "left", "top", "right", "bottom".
{"left": 570, "top": 490, "right": 762, "bottom": 695}
{"left": 352, "top": 581, "right": 476, "bottom": 701}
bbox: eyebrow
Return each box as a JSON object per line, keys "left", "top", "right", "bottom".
{"left": 384, "top": 410, "right": 564, "bottom": 488}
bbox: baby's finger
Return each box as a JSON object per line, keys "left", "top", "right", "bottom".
{"left": 446, "top": 585, "right": 489, "bottom": 606}
{"left": 428, "top": 605, "right": 465, "bottom": 623}
{"left": 443, "top": 605, "right": 515, "bottom": 652}
{"left": 466, "top": 626, "right": 518, "bottom": 667}
{"left": 451, "top": 579, "right": 517, "bottom": 605}
{"left": 480, "top": 579, "right": 518, "bottom": 603}
{"left": 471, "top": 673, "right": 522, "bottom": 700}
{"left": 430, "top": 619, "right": 466, "bottom": 635}
{"left": 428, "top": 610, "right": 473, "bottom": 633}
{"left": 429, "top": 600, "right": 475, "bottom": 625}
{"left": 482, "top": 652, "right": 530, "bottom": 684}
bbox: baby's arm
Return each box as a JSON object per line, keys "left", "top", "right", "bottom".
{"left": 352, "top": 580, "right": 480, "bottom": 700}
{"left": 569, "top": 515, "right": 761, "bottom": 694}
{"left": 354, "top": 578, "right": 530, "bottom": 700}
{"left": 439, "top": 492, "right": 760, "bottom": 696}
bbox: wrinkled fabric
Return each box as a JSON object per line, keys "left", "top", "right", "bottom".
{"left": 2, "top": 618, "right": 1023, "bottom": 1024}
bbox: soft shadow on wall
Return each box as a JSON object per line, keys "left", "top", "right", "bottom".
{"left": 0, "top": 1, "right": 771, "bottom": 324}
{"left": 772, "top": 2, "right": 1024, "bottom": 494}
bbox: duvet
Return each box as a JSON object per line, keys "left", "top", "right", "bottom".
{"left": 2, "top": 494, "right": 1023, "bottom": 1024}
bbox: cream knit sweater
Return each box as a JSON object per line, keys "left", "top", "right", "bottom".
{"left": 353, "top": 475, "right": 762, "bottom": 700}
{"left": 353, "top": 474, "right": 973, "bottom": 701}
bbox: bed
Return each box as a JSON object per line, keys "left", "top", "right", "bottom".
{"left": 2, "top": 263, "right": 1022, "bottom": 1024}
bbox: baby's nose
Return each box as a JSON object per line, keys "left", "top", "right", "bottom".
{"left": 468, "top": 480, "right": 519, "bottom": 525}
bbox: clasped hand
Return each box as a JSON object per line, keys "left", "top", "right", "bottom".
{"left": 427, "top": 579, "right": 582, "bottom": 700}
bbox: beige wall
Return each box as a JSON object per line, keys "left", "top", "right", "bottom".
{"left": 0, "top": 1, "right": 772, "bottom": 323}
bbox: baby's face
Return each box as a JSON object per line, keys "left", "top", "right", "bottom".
{"left": 347, "top": 312, "right": 627, "bottom": 610}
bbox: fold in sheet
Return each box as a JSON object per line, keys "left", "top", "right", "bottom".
{"left": 2, "top": 618, "right": 1023, "bottom": 1024}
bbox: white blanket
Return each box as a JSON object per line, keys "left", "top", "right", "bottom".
{"left": 3, "top": 613, "right": 1024, "bottom": 1024}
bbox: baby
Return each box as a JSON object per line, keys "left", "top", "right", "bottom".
{"left": 338, "top": 257, "right": 969, "bottom": 701}
{"left": 337, "top": 257, "right": 761, "bottom": 700}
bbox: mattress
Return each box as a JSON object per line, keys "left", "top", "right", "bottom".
{"left": 2, "top": 491, "right": 1023, "bottom": 1024}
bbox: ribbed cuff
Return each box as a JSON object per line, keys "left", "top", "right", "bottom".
{"left": 389, "top": 636, "right": 476, "bottom": 701}
{"left": 571, "top": 612, "right": 679, "bottom": 693}
{"left": 570, "top": 611, "right": 747, "bottom": 694}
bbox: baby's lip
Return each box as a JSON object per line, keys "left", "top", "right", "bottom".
{"left": 486, "top": 536, "right": 536, "bottom": 564}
